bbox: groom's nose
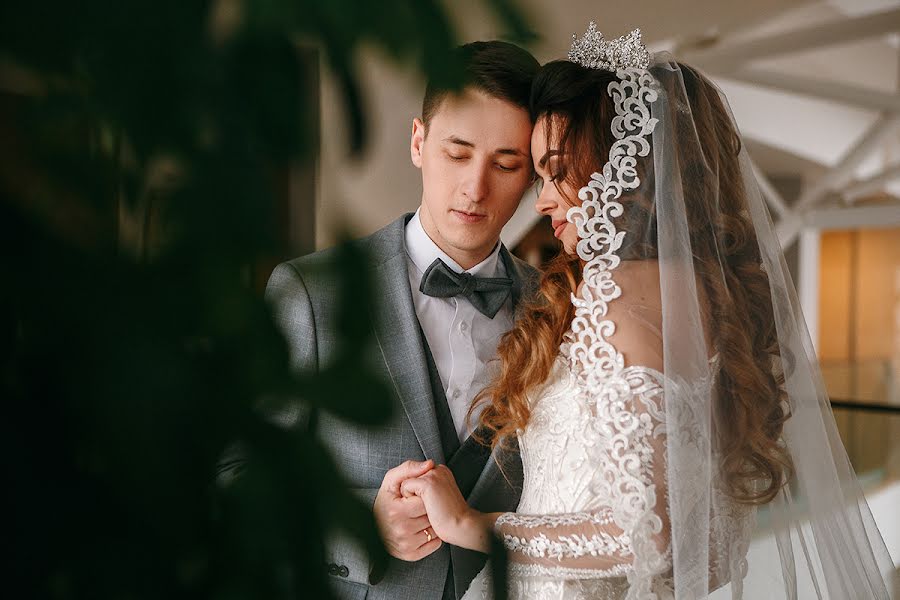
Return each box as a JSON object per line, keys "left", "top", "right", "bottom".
{"left": 460, "top": 160, "right": 490, "bottom": 202}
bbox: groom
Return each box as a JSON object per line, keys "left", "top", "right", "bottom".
{"left": 265, "top": 41, "right": 539, "bottom": 600}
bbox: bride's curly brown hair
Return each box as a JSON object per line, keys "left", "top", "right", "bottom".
{"left": 471, "top": 61, "right": 792, "bottom": 505}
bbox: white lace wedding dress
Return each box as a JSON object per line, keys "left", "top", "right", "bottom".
{"left": 461, "top": 333, "right": 755, "bottom": 600}
{"left": 454, "top": 49, "right": 896, "bottom": 598}
{"left": 459, "top": 66, "right": 756, "bottom": 600}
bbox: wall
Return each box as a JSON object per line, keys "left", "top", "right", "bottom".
{"left": 818, "top": 227, "right": 900, "bottom": 478}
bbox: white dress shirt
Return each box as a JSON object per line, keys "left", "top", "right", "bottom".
{"left": 405, "top": 210, "right": 514, "bottom": 442}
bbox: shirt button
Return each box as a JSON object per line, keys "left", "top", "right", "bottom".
{"left": 459, "top": 321, "right": 469, "bottom": 332}
{"left": 451, "top": 389, "right": 461, "bottom": 400}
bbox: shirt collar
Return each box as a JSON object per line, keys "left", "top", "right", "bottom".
{"left": 405, "top": 209, "right": 504, "bottom": 278}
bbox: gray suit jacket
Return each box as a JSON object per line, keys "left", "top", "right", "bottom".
{"left": 264, "top": 213, "right": 539, "bottom": 600}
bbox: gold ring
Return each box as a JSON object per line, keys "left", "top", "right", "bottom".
{"left": 424, "top": 528, "right": 433, "bottom": 543}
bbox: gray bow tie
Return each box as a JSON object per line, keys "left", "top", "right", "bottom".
{"left": 419, "top": 258, "right": 512, "bottom": 319}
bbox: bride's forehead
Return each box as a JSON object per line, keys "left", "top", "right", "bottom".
{"left": 530, "top": 118, "right": 571, "bottom": 163}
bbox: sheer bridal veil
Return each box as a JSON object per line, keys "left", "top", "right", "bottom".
{"left": 648, "top": 57, "right": 894, "bottom": 598}
{"left": 537, "top": 27, "right": 895, "bottom": 598}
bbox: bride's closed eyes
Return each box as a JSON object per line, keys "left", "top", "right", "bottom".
{"left": 535, "top": 149, "right": 564, "bottom": 178}
{"left": 535, "top": 155, "right": 568, "bottom": 197}
{"left": 548, "top": 157, "right": 567, "bottom": 183}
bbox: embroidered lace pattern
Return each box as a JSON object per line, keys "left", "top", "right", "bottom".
{"left": 509, "top": 562, "right": 634, "bottom": 580}
{"left": 503, "top": 529, "right": 631, "bottom": 561}
{"left": 490, "top": 68, "right": 667, "bottom": 597}
{"left": 496, "top": 510, "right": 614, "bottom": 529}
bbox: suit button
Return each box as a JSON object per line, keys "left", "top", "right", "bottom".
{"left": 338, "top": 565, "right": 349, "bottom": 578}
{"left": 327, "top": 563, "right": 339, "bottom": 576}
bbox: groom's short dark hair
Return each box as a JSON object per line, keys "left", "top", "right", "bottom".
{"left": 421, "top": 41, "right": 539, "bottom": 131}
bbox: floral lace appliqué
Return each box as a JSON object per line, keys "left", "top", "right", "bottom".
{"left": 483, "top": 68, "right": 678, "bottom": 600}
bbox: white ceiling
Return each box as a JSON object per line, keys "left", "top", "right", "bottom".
{"left": 313, "top": 0, "right": 900, "bottom": 249}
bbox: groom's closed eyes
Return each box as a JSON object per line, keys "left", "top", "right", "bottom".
{"left": 441, "top": 135, "right": 528, "bottom": 173}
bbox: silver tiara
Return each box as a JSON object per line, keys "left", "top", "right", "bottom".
{"left": 567, "top": 22, "right": 650, "bottom": 71}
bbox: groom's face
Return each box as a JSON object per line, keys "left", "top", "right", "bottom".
{"left": 410, "top": 88, "right": 533, "bottom": 267}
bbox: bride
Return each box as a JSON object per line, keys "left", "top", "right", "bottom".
{"left": 401, "top": 24, "right": 894, "bottom": 599}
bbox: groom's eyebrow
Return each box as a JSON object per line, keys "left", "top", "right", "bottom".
{"left": 442, "top": 135, "right": 526, "bottom": 158}
{"left": 442, "top": 135, "right": 475, "bottom": 148}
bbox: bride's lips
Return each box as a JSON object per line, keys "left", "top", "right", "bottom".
{"left": 552, "top": 219, "right": 567, "bottom": 239}
{"left": 452, "top": 209, "right": 487, "bottom": 224}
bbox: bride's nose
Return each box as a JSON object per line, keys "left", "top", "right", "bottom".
{"left": 534, "top": 184, "right": 557, "bottom": 215}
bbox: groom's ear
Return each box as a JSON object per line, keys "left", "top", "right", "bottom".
{"left": 410, "top": 117, "right": 426, "bottom": 169}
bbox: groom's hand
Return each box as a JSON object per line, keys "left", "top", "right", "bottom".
{"left": 400, "top": 465, "right": 473, "bottom": 549}
{"left": 374, "top": 459, "right": 442, "bottom": 561}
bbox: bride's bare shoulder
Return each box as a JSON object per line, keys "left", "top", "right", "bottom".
{"left": 576, "top": 260, "right": 664, "bottom": 372}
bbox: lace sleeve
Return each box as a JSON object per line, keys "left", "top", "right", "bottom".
{"left": 494, "top": 370, "right": 670, "bottom": 580}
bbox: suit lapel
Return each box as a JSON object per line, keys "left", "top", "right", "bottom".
{"left": 466, "top": 439, "right": 522, "bottom": 507}
{"left": 446, "top": 426, "right": 491, "bottom": 497}
{"left": 366, "top": 222, "right": 538, "bottom": 475}
{"left": 453, "top": 438, "right": 523, "bottom": 596}
{"left": 366, "top": 233, "right": 534, "bottom": 597}
{"left": 369, "top": 216, "right": 445, "bottom": 464}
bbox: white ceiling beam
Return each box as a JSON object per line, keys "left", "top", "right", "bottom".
{"left": 794, "top": 114, "right": 900, "bottom": 210}
{"left": 805, "top": 202, "right": 900, "bottom": 230}
{"left": 725, "top": 68, "right": 900, "bottom": 113}
{"left": 842, "top": 163, "right": 900, "bottom": 201}
{"left": 777, "top": 202, "right": 900, "bottom": 243}
{"left": 775, "top": 113, "right": 900, "bottom": 247}
{"left": 682, "top": 7, "right": 900, "bottom": 71}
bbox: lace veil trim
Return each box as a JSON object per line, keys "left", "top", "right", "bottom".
{"left": 561, "top": 67, "right": 659, "bottom": 387}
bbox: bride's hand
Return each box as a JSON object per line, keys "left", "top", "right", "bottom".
{"left": 400, "top": 465, "right": 493, "bottom": 552}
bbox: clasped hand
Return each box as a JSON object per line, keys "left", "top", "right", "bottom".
{"left": 400, "top": 463, "right": 478, "bottom": 549}
{"left": 373, "top": 460, "right": 491, "bottom": 561}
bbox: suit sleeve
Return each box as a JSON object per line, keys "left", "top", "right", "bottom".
{"left": 271, "top": 262, "right": 388, "bottom": 586}
{"left": 265, "top": 261, "right": 319, "bottom": 379}
{"left": 220, "top": 261, "right": 383, "bottom": 587}
{"left": 216, "top": 261, "right": 317, "bottom": 485}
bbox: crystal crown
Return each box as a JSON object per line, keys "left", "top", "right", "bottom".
{"left": 568, "top": 22, "right": 650, "bottom": 71}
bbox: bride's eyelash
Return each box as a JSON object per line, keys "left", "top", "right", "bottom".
{"left": 550, "top": 168, "right": 566, "bottom": 183}
{"left": 548, "top": 159, "right": 566, "bottom": 183}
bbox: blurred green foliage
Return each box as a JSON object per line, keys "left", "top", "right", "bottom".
{"left": 0, "top": 1, "right": 532, "bottom": 598}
